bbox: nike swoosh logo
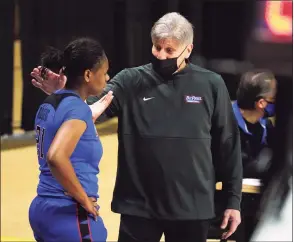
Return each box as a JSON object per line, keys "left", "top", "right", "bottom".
{"left": 143, "top": 97, "right": 155, "bottom": 101}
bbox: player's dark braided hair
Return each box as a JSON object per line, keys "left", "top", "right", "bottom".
{"left": 40, "top": 37, "right": 107, "bottom": 89}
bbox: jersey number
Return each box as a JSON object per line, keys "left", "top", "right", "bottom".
{"left": 36, "top": 125, "right": 45, "bottom": 159}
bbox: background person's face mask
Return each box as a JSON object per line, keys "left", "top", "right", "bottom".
{"left": 264, "top": 101, "right": 275, "bottom": 117}
{"left": 151, "top": 46, "right": 187, "bottom": 78}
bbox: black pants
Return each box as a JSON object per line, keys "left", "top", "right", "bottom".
{"left": 118, "top": 214, "right": 211, "bottom": 242}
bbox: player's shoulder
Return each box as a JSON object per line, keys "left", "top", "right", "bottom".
{"left": 61, "top": 95, "right": 85, "bottom": 105}
{"left": 57, "top": 94, "right": 90, "bottom": 116}
{"left": 36, "top": 92, "right": 87, "bottom": 120}
{"left": 58, "top": 97, "right": 92, "bottom": 125}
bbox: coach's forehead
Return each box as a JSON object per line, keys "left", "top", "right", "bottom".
{"left": 153, "top": 37, "right": 181, "bottom": 48}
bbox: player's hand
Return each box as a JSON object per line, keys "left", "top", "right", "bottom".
{"left": 65, "top": 192, "right": 99, "bottom": 220}
{"left": 220, "top": 209, "right": 241, "bottom": 239}
{"left": 81, "top": 197, "right": 100, "bottom": 221}
{"left": 89, "top": 91, "right": 114, "bottom": 121}
{"left": 31, "top": 66, "right": 67, "bottom": 95}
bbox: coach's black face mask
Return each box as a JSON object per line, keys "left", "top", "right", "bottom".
{"left": 151, "top": 46, "right": 187, "bottom": 78}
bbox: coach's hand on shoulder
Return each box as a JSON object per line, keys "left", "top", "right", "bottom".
{"left": 31, "top": 66, "right": 67, "bottom": 95}
{"left": 220, "top": 209, "right": 241, "bottom": 239}
{"left": 89, "top": 91, "right": 114, "bottom": 121}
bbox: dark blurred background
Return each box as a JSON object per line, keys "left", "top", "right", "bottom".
{"left": 1, "top": 0, "right": 292, "bottom": 135}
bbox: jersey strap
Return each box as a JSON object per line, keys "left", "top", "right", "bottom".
{"left": 43, "top": 92, "right": 80, "bottom": 110}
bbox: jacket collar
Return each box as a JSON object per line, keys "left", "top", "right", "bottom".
{"left": 232, "top": 101, "right": 267, "bottom": 144}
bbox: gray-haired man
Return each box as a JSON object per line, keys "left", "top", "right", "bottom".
{"left": 31, "top": 12, "right": 242, "bottom": 242}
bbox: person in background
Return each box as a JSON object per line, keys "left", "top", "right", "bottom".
{"left": 29, "top": 37, "right": 113, "bottom": 242}
{"left": 251, "top": 71, "right": 292, "bottom": 242}
{"left": 232, "top": 70, "right": 277, "bottom": 242}
{"left": 233, "top": 70, "right": 276, "bottom": 178}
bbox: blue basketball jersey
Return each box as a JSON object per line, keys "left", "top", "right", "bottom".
{"left": 34, "top": 89, "right": 103, "bottom": 199}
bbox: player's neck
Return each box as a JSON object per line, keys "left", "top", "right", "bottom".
{"left": 64, "top": 87, "right": 88, "bottom": 101}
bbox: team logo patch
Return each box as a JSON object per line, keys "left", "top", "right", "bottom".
{"left": 185, "top": 95, "right": 203, "bottom": 104}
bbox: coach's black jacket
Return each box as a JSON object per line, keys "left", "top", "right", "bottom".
{"left": 87, "top": 63, "right": 243, "bottom": 220}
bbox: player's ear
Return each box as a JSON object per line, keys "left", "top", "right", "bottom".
{"left": 84, "top": 70, "right": 91, "bottom": 83}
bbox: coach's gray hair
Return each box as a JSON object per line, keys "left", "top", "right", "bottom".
{"left": 151, "top": 12, "right": 194, "bottom": 46}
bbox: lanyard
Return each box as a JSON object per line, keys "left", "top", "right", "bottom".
{"left": 232, "top": 102, "right": 267, "bottom": 145}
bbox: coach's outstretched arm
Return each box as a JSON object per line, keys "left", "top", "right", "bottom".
{"left": 87, "top": 69, "right": 129, "bottom": 123}
{"left": 211, "top": 75, "right": 243, "bottom": 240}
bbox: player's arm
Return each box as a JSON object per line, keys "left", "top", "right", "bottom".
{"left": 211, "top": 75, "right": 242, "bottom": 239}
{"left": 47, "top": 119, "right": 89, "bottom": 204}
{"left": 46, "top": 105, "right": 98, "bottom": 219}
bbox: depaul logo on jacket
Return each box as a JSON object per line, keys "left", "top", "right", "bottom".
{"left": 185, "top": 95, "right": 203, "bottom": 104}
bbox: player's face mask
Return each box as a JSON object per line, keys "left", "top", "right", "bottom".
{"left": 151, "top": 46, "right": 187, "bottom": 78}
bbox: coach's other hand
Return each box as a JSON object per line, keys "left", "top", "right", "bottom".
{"left": 221, "top": 209, "right": 241, "bottom": 239}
